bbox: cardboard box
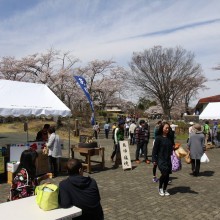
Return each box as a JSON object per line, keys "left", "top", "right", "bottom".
{"left": 7, "top": 171, "right": 15, "bottom": 184}
{"left": 36, "top": 153, "right": 49, "bottom": 175}
{"left": 7, "top": 162, "right": 20, "bottom": 173}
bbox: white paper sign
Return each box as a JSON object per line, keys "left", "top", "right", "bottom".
{"left": 10, "top": 146, "right": 29, "bottom": 162}
{"left": 119, "top": 141, "right": 132, "bottom": 170}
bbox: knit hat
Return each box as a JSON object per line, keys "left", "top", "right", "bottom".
{"left": 192, "top": 123, "right": 203, "bottom": 133}
{"left": 118, "top": 120, "right": 125, "bottom": 125}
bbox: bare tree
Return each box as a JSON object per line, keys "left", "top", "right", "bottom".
{"left": 211, "top": 63, "right": 220, "bottom": 81}
{"left": 213, "top": 63, "right": 220, "bottom": 71}
{"left": 129, "top": 46, "right": 206, "bottom": 119}
{"left": 180, "top": 75, "right": 207, "bottom": 113}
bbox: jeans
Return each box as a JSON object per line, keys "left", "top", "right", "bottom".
{"left": 136, "top": 141, "right": 148, "bottom": 160}
{"left": 111, "top": 144, "right": 117, "bottom": 160}
{"left": 48, "top": 156, "right": 58, "bottom": 176}
{"left": 105, "top": 129, "right": 109, "bottom": 139}
{"left": 130, "top": 133, "right": 134, "bottom": 145}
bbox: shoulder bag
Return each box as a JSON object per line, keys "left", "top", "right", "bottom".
{"left": 35, "top": 183, "right": 59, "bottom": 211}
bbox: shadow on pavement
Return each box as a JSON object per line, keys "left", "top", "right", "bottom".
{"left": 169, "top": 176, "right": 178, "bottom": 180}
{"left": 199, "top": 170, "right": 214, "bottom": 177}
{"left": 168, "top": 186, "right": 198, "bottom": 195}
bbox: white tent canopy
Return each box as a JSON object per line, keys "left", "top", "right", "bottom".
{"left": 199, "top": 102, "right": 220, "bottom": 120}
{"left": 0, "top": 80, "right": 71, "bottom": 117}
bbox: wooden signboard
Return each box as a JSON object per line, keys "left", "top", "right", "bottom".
{"left": 119, "top": 141, "right": 132, "bottom": 170}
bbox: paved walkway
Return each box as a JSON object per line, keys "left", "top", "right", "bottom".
{"left": 1, "top": 136, "right": 220, "bottom": 219}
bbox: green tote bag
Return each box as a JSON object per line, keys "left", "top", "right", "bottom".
{"left": 35, "top": 183, "right": 59, "bottom": 211}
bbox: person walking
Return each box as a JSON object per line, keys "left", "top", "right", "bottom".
{"left": 170, "top": 121, "right": 178, "bottom": 137}
{"left": 129, "top": 120, "right": 136, "bottom": 145}
{"left": 125, "top": 122, "right": 130, "bottom": 138}
{"left": 152, "top": 121, "right": 162, "bottom": 182}
{"left": 144, "top": 122, "right": 150, "bottom": 163}
{"left": 203, "top": 121, "right": 210, "bottom": 145}
{"left": 135, "top": 120, "right": 150, "bottom": 164}
{"left": 187, "top": 123, "right": 205, "bottom": 177}
{"left": 103, "top": 122, "right": 110, "bottom": 139}
{"left": 93, "top": 122, "right": 100, "bottom": 139}
{"left": 187, "top": 122, "right": 194, "bottom": 143}
{"left": 152, "top": 122, "right": 174, "bottom": 196}
{"left": 113, "top": 120, "right": 125, "bottom": 168}
{"left": 110, "top": 124, "right": 118, "bottom": 162}
{"left": 112, "top": 122, "right": 117, "bottom": 130}
{"left": 212, "top": 121, "right": 218, "bottom": 145}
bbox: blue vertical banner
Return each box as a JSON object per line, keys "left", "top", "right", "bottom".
{"left": 74, "top": 76, "right": 95, "bottom": 125}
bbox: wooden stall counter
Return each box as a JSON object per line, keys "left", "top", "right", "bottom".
{"left": 72, "top": 146, "right": 105, "bottom": 173}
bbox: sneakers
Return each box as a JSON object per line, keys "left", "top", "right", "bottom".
{"left": 164, "top": 190, "right": 170, "bottom": 196}
{"left": 158, "top": 188, "right": 164, "bottom": 196}
{"left": 135, "top": 160, "right": 141, "bottom": 164}
{"left": 168, "top": 180, "right": 172, "bottom": 184}
{"left": 146, "top": 160, "right": 151, "bottom": 164}
{"left": 152, "top": 177, "right": 159, "bottom": 183}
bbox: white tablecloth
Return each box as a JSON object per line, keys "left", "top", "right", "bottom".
{"left": 0, "top": 196, "right": 82, "bottom": 220}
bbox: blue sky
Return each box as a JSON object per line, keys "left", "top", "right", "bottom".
{"left": 0, "top": 0, "right": 220, "bottom": 104}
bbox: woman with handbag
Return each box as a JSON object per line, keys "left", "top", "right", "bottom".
{"left": 187, "top": 123, "right": 205, "bottom": 177}
{"left": 152, "top": 122, "right": 174, "bottom": 196}
{"left": 8, "top": 149, "right": 51, "bottom": 201}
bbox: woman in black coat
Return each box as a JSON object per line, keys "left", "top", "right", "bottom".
{"left": 152, "top": 122, "right": 174, "bottom": 196}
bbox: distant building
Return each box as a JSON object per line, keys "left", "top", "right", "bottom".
{"left": 105, "top": 104, "right": 122, "bottom": 113}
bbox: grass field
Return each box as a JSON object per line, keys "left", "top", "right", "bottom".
{"left": 0, "top": 119, "right": 80, "bottom": 142}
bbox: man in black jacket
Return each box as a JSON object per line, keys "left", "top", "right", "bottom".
{"left": 135, "top": 120, "right": 150, "bottom": 164}
{"left": 58, "top": 159, "right": 104, "bottom": 220}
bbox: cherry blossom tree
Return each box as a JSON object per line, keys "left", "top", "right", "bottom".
{"left": 75, "top": 60, "right": 127, "bottom": 110}
{"left": 0, "top": 49, "right": 128, "bottom": 116}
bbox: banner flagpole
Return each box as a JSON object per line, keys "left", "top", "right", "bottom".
{"left": 74, "top": 76, "right": 96, "bottom": 128}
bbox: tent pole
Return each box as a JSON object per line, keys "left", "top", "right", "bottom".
{"left": 24, "top": 118, "right": 29, "bottom": 142}
{"left": 68, "top": 117, "right": 71, "bottom": 158}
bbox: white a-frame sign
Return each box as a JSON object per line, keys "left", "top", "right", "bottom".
{"left": 119, "top": 140, "right": 132, "bottom": 170}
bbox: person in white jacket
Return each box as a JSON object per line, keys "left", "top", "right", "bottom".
{"left": 45, "top": 127, "right": 62, "bottom": 177}
{"left": 129, "top": 120, "right": 137, "bottom": 145}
